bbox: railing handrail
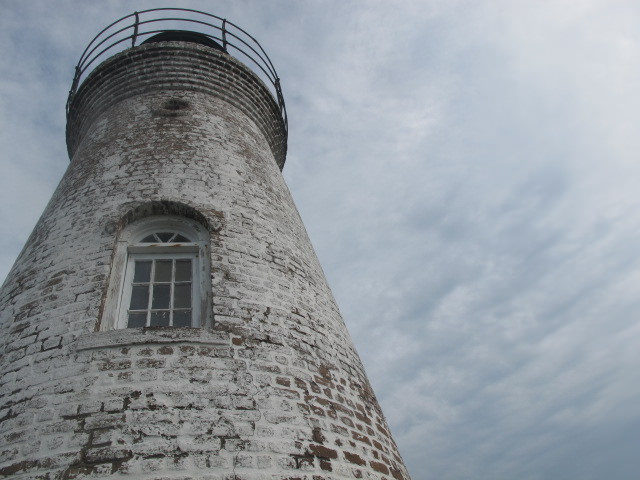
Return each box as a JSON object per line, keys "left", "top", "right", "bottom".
{"left": 66, "top": 8, "right": 287, "bottom": 134}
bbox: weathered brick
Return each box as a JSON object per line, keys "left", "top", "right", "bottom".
{"left": 370, "top": 460, "right": 390, "bottom": 474}
{"left": 309, "top": 444, "right": 338, "bottom": 459}
{"left": 344, "top": 451, "right": 367, "bottom": 466}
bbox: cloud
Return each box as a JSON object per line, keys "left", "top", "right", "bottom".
{"left": 2, "top": 1, "right": 640, "bottom": 479}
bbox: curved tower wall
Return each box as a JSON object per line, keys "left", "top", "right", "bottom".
{"left": 0, "top": 40, "right": 411, "bottom": 479}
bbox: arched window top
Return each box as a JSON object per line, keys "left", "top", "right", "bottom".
{"left": 120, "top": 215, "right": 208, "bottom": 245}
{"left": 140, "top": 232, "right": 192, "bottom": 243}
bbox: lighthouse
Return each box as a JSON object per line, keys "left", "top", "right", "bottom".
{"left": 0, "top": 9, "right": 411, "bottom": 479}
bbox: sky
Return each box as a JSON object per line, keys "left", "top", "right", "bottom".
{"left": 1, "top": 1, "right": 640, "bottom": 479}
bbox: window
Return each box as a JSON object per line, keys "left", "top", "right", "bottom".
{"left": 101, "top": 216, "right": 210, "bottom": 330}
{"left": 123, "top": 239, "right": 197, "bottom": 328}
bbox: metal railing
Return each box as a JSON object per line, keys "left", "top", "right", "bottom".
{"left": 66, "top": 8, "right": 287, "bottom": 133}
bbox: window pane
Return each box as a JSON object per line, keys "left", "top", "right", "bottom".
{"left": 130, "top": 285, "right": 149, "bottom": 310}
{"left": 154, "top": 260, "right": 172, "bottom": 282}
{"left": 173, "top": 310, "right": 192, "bottom": 327}
{"left": 141, "top": 235, "right": 156, "bottom": 243}
{"left": 156, "top": 232, "right": 174, "bottom": 242}
{"left": 150, "top": 311, "right": 170, "bottom": 326}
{"left": 174, "top": 234, "right": 191, "bottom": 242}
{"left": 128, "top": 312, "right": 147, "bottom": 328}
{"left": 174, "top": 283, "right": 191, "bottom": 308}
{"left": 133, "top": 260, "right": 152, "bottom": 282}
{"left": 175, "top": 260, "right": 192, "bottom": 282}
{"left": 152, "top": 284, "right": 171, "bottom": 309}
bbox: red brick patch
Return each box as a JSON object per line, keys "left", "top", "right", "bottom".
{"left": 370, "top": 460, "right": 389, "bottom": 474}
{"left": 276, "top": 376, "right": 291, "bottom": 387}
{"left": 344, "top": 451, "right": 366, "bottom": 466}
{"left": 309, "top": 444, "right": 337, "bottom": 459}
{"left": 355, "top": 411, "right": 371, "bottom": 425}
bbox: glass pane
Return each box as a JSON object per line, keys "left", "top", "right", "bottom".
{"left": 156, "top": 232, "right": 174, "bottom": 242}
{"left": 152, "top": 284, "right": 171, "bottom": 309}
{"left": 154, "top": 260, "right": 172, "bottom": 282}
{"left": 174, "top": 283, "right": 191, "bottom": 308}
{"left": 133, "top": 260, "right": 151, "bottom": 282}
{"left": 173, "top": 310, "right": 192, "bottom": 327}
{"left": 150, "top": 310, "right": 170, "bottom": 326}
{"left": 130, "top": 285, "right": 149, "bottom": 310}
{"left": 141, "top": 235, "right": 156, "bottom": 243}
{"left": 175, "top": 260, "right": 192, "bottom": 282}
{"left": 174, "top": 234, "right": 191, "bottom": 242}
{"left": 127, "top": 312, "right": 147, "bottom": 328}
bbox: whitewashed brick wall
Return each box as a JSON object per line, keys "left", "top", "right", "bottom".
{"left": 0, "top": 42, "right": 411, "bottom": 480}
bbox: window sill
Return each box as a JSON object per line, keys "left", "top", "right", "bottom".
{"left": 75, "top": 327, "right": 228, "bottom": 352}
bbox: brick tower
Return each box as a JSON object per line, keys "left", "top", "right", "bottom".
{"left": 0, "top": 9, "right": 411, "bottom": 479}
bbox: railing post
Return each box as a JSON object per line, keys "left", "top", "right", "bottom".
{"left": 132, "top": 11, "right": 139, "bottom": 47}
{"left": 69, "top": 66, "right": 81, "bottom": 98}
{"left": 222, "top": 19, "right": 228, "bottom": 51}
{"left": 275, "top": 78, "right": 283, "bottom": 110}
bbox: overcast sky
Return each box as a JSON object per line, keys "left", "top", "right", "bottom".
{"left": 2, "top": 1, "right": 640, "bottom": 479}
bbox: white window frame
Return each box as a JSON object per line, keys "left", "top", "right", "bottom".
{"left": 100, "top": 216, "right": 211, "bottom": 331}
{"left": 120, "top": 251, "right": 199, "bottom": 328}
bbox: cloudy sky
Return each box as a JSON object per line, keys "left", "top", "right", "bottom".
{"left": 2, "top": 1, "right": 640, "bottom": 478}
